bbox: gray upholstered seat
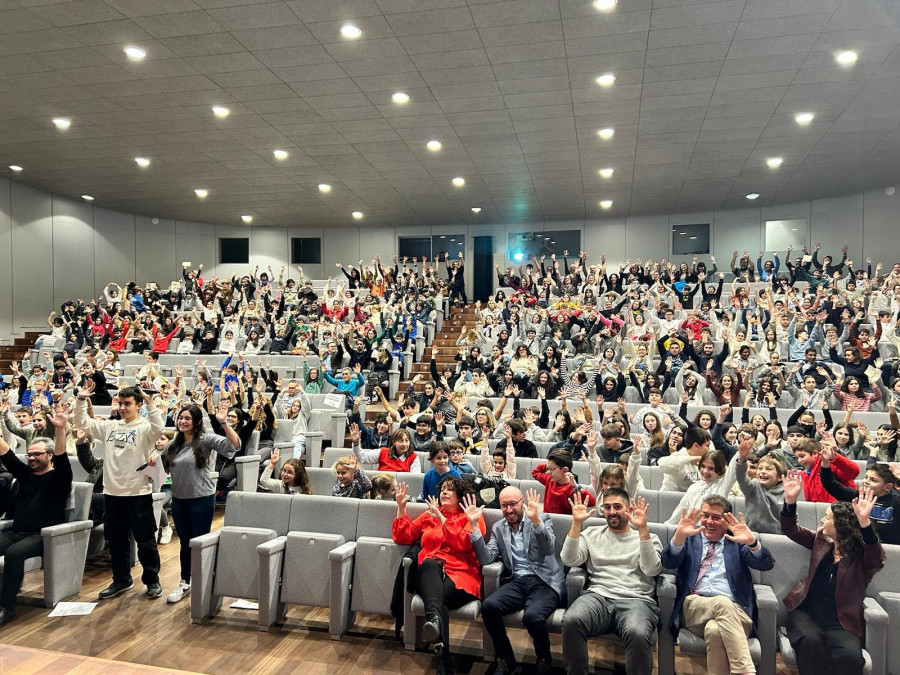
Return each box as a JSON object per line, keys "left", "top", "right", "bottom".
{"left": 190, "top": 493, "right": 293, "bottom": 624}
{"left": 258, "top": 496, "right": 360, "bottom": 633}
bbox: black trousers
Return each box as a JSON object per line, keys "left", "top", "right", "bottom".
{"left": 0, "top": 531, "right": 43, "bottom": 609}
{"left": 416, "top": 558, "right": 476, "bottom": 654}
{"left": 481, "top": 575, "right": 560, "bottom": 662}
{"left": 449, "top": 284, "right": 468, "bottom": 304}
{"left": 787, "top": 609, "right": 864, "bottom": 675}
{"left": 104, "top": 494, "right": 160, "bottom": 586}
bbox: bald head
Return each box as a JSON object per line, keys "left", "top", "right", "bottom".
{"left": 499, "top": 486, "right": 524, "bottom": 525}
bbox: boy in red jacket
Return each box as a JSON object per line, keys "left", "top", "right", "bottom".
{"left": 532, "top": 449, "right": 596, "bottom": 514}
{"left": 793, "top": 438, "right": 859, "bottom": 502}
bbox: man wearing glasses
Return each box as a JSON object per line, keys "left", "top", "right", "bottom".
{"left": 661, "top": 495, "right": 775, "bottom": 675}
{"left": 465, "top": 486, "right": 565, "bottom": 675}
{"left": 0, "top": 411, "right": 71, "bottom": 627}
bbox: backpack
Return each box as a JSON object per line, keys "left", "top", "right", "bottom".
{"left": 460, "top": 473, "right": 508, "bottom": 509}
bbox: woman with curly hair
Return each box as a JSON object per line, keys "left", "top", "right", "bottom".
{"left": 780, "top": 469, "right": 885, "bottom": 675}
{"left": 392, "top": 476, "right": 485, "bottom": 674}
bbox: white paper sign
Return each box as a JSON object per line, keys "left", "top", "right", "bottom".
{"left": 49, "top": 602, "right": 98, "bottom": 617}
{"left": 141, "top": 460, "right": 169, "bottom": 492}
{"left": 229, "top": 600, "right": 259, "bottom": 610}
{"left": 323, "top": 393, "right": 345, "bottom": 409}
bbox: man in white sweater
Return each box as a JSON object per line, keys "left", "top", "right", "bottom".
{"left": 74, "top": 381, "right": 165, "bottom": 601}
{"left": 561, "top": 489, "right": 662, "bottom": 675}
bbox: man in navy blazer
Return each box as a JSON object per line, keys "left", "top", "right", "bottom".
{"left": 466, "top": 486, "right": 565, "bottom": 675}
{"left": 661, "top": 495, "right": 775, "bottom": 675}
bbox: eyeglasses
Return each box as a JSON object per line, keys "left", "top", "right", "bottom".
{"left": 500, "top": 498, "right": 523, "bottom": 510}
{"left": 25, "top": 451, "right": 47, "bottom": 458}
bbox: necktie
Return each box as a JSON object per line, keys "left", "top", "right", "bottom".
{"left": 692, "top": 541, "right": 717, "bottom": 593}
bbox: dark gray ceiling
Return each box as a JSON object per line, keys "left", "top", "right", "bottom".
{"left": 1, "top": 0, "right": 899, "bottom": 228}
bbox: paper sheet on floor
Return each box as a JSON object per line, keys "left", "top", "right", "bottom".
{"left": 49, "top": 602, "right": 98, "bottom": 617}
{"left": 229, "top": 600, "right": 259, "bottom": 610}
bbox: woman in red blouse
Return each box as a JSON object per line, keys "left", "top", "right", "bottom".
{"left": 392, "top": 476, "right": 485, "bottom": 673}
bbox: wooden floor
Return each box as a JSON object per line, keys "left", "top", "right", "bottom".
{"left": 1, "top": 511, "right": 794, "bottom": 674}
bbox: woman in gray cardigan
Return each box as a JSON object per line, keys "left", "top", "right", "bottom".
{"left": 160, "top": 404, "right": 239, "bottom": 604}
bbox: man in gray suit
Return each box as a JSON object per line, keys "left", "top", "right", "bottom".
{"left": 465, "top": 486, "right": 565, "bottom": 675}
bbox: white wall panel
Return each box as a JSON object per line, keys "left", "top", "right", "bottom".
{"left": 713, "top": 208, "right": 762, "bottom": 273}
{"left": 176, "top": 221, "right": 216, "bottom": 285}
{"left": 323, "top": 227, "right": 360, "bottom": 272}
{"left": 94, "top": 209, "right": 136, "bottom": 296}
{"left": 135, "top": 216, "right": 175, "bottom": 287}
{"left": 583, "top": 218, "right": 626, "bottom": 269}
{"left": 52, "top": 196, "right": 95, "bottom": 308}
{"left": 0, "top": 179, "right": 12, "bottom": 336}
{"left": 287, "top": 227, "right": 324, "bottom": 279}
{"left": 625, "top": 216, "right": 668, "bottom": 261}
{"left": 810, "top": 209, "right": 863, "bottom": 269}
{"left": 11, "top": 182, "right": 53, "bottom": 330}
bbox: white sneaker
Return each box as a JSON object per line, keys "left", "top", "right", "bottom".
{"left": 159, "top": 525, "right": 173, "bottom": 545}
{"left": 166, "top": 580, "right": 191, "bottom": 604}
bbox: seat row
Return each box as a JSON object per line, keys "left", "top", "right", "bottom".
{"left": 192, "top": 491, "right": 900, "bottom": 675}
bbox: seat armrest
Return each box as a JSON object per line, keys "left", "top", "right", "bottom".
{"left": 754, "top": 584, "right": 778, "bottom": 675}
{"left": 656, "top": 573, "right": 677, "bottom": 598}
{"left": 41, "top": 520, "right": 94, "bottom": 538}
{"left": 256, "top": 536, "right": 287, "bottom": 557}
{"left": 328, "top": 541, "right": 357, "bottom": 562}
{"left": 482, "top": 561, "right": 503, "bottom": 597}
{"left": 864, "top": 596, "right": 889, "bottom": 675}
{"left": 189, "top": 531, "right": 222, "bottom": 550}
{"left": 236, "top": 455, "right": 262, "bottom": 465}
{"left": 565, "top": 568, "right": 587, "bottom": 606}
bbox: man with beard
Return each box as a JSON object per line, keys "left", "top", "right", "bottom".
{"left": 561, "top": 489, "right": 662, "bottom": 675}
{"left": 466, "top": 487, "right": 565, "bottom": 674}
{"left": 0, "top": 412, "right": 72, "bottom": 626}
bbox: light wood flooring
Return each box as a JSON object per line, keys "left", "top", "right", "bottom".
{"left": 1, "top": 511, "right": 794, "bottom": 674}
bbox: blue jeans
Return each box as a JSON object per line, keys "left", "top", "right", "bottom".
{"left": 171, "top": 495, "right": 215, "bottom": 583}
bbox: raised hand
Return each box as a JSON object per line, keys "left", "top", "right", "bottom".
{"left": 348, "top": 422, "right": 361, "bottom": 444}
{"left": 49, "top": 406, "right": 68, "bottom": 429}
{"left": 674, "top": 507, "right": 702, "bottom": 543}
{"left": 269, "top": 447, "right": 280, "bottom": 469}
{"left": 852, "top": 487, "right": 876, "bottom": 527}
{"left": 723, "top": 512, "right": 756, "bottom": 546}
{"left": 783, "top": 470, "right": 804, "bottom": 503}
{"left": 425, "top": 495, "right": 443, "bottom": 520}
{"left": 524, "top": 488, "right": 541, "bottom": 522}
{"left": 629, "top": 496, "right": 649, "bottom": 530}
{"left": 463, "top": 493, "right": 483, "bottom": 527}
{"left": 395, "top": 482, "right": 410, "bottom": 508}
{"left": 568, "top": 491, "right": 596, "bottom": 524}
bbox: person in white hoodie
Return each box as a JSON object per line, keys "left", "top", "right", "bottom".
{"left": 74, "top": 380, "right": 165, "bottom": 601}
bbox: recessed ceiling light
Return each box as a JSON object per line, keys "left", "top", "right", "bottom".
{"left": 791, "top": 228, "right": 798, "bottom": 231}
{"left": 471, "top": 207, "right": 481, "bottom": 213}
{"left": 595, "top": 73, "right": 616, "bottom": 87}
{"left": 340, "top": 24, "right": 362, "bottom": 39}
{"left": 318, "top": 183, "right": 331, "bottom": 193}
{"left": 242, "top": 215, "right": 253, "bottom": 224}
{"left": 452, "top": 177, "right": 465, "bottom": 187}
{"left": 600, "top": 200, "right": 613, "bottom": 209}
{"left": 835, "top": 50, "right": 858, "bottom": 65}
{"left": 81, "top": 195, "right": 94, "bottom": 201}
{"left": 195, "top": 189, "right": 208, "bottom": 198}
{"left": 124, "top": 46, "right": 146, "bottom": 61}
{"left": 679, "top": 232, "right": 687, "bottom": 235}
{"left": 439, "top": 235, "right": 446, "bottom": 239}
{"left": 52, "top": 117, "right": 70, "bottom": 130}
{"left": 598, "top": 167, "right": 614, "bottom": 178}
{"left": 134, "top": 156, "right": 150, "bottom": 168}
{"left": 597, "top": 127, "right": 615, "bottom": 139}
{"left": 212, "top": 105, "right": 230, "bottom": 118}
{"left": 594, "top": 0, "right": 617, "bottom": 10}
{"left": 392, "top": 92, "right": 410, "bottom": 104}
{"left": 9, "top": 165, "right": 22, "bottom": 172}
{"left": 426, "top": 140, "right": 442, "bottom": 151}
{"left": 766, "top": 157, "right": 783, "bottom": 169}
{"left": 794, "top": 112, "right": 814, "bottom": 126}
{"left": 352, "top": 211, "right": 364, "bottom": 219}
{"left": 273, "top": 149, "right": 289, "bottom": 160}
{"left": 689, "top": 236, "right": 698, "bottom": 240}
{"left": 746, "top": 193, "right": 760, "bottom": 200}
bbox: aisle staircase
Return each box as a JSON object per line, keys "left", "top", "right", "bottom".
{"left": 360, "top": 303, "right": 481, "bottom": 428}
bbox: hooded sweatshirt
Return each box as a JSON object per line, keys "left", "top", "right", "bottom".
{"left": 735, "top": 458, "right": 785, "bottom": 534}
